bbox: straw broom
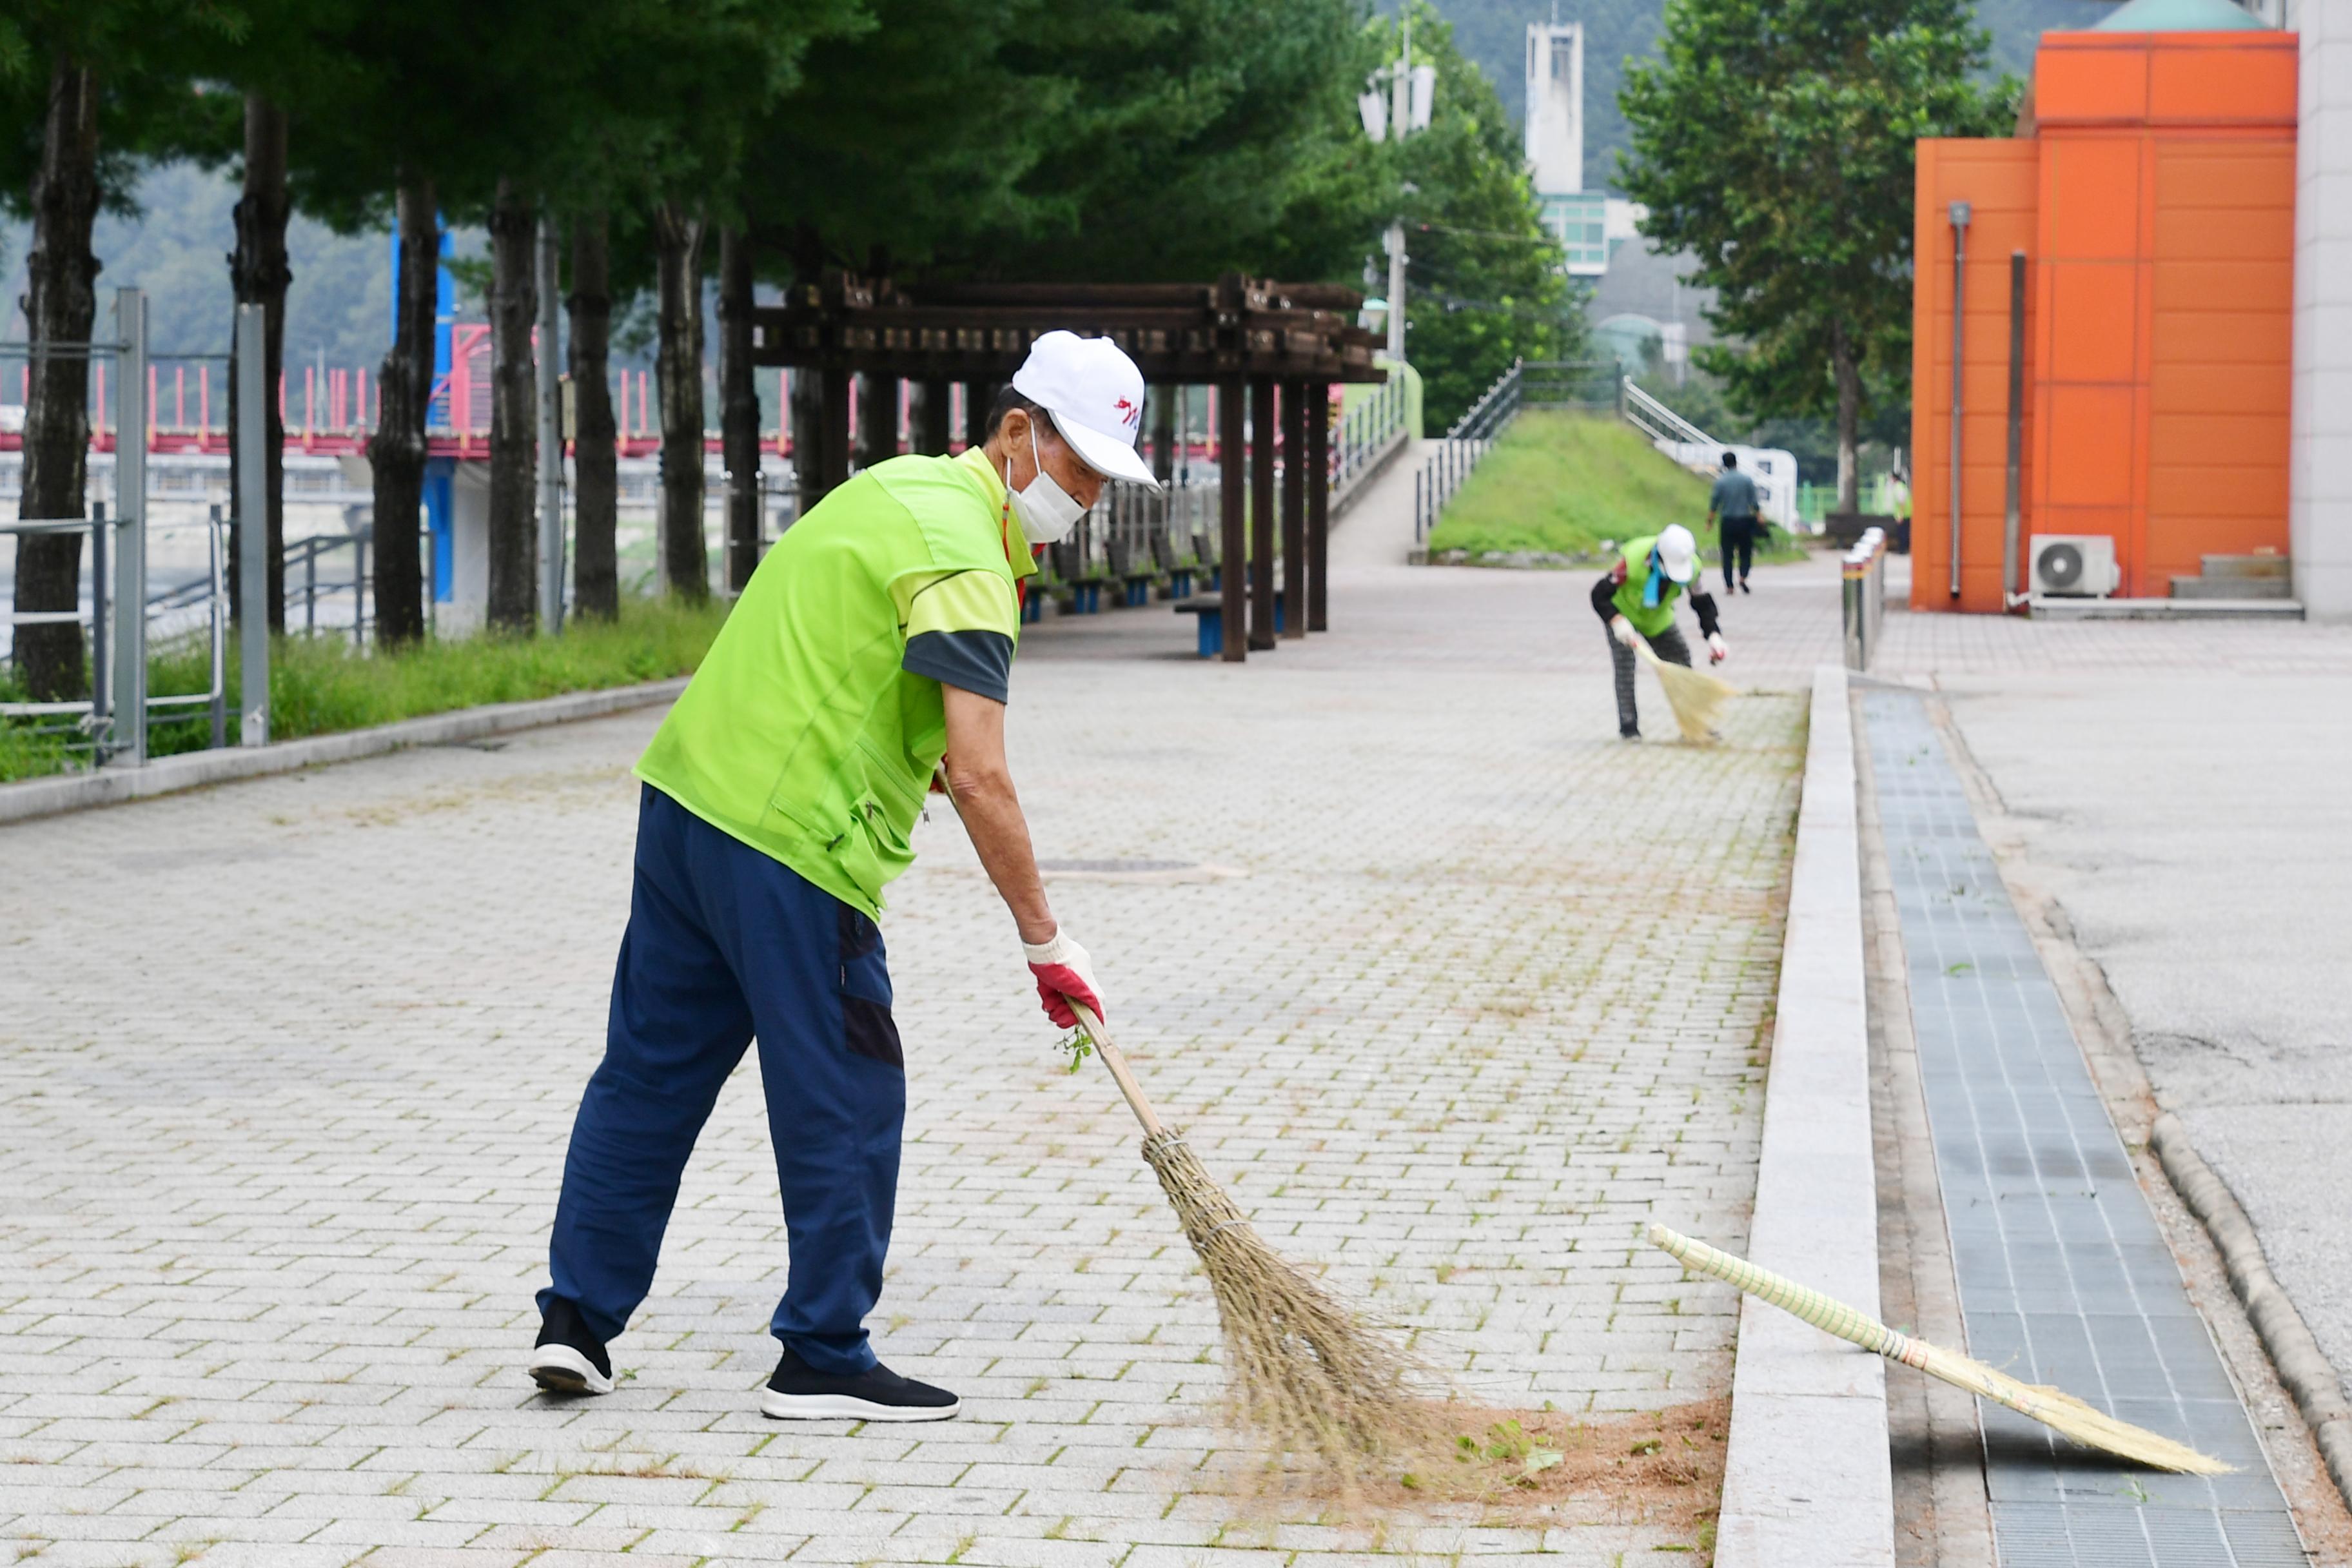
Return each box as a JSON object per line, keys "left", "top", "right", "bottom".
{"left": 1647, "top": 1224, "right": 2232, "bottom": 1475}
{"left": 1630, "top": 638, "right": 1736, "bottom": 743}
{"left": 1068, "top": 1002, "right": 1429, "bottom": 1464}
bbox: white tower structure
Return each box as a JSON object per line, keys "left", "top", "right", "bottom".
{"left": 1524, "top": 23, "right": 1583, "bottom": 198}
{"left": 1526, "top": 23, "right": 1612, "bottom": 275}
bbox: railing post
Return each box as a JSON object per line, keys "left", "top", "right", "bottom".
{"left": 113, "top": 287, "right": 148, "bottom": 765}
{"left": 208, "top": 504, "right": 227, "bottom": 750}
{"left": 90, "top": 503, "right": 110, "bottom": 743}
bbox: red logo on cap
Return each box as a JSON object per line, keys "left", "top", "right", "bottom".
{"left": 1113, "top": 396, "right": 1140, "bottom": 429}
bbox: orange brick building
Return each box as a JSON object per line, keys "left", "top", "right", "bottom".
{"left": 1910, "top": 25, "right": 2298, "bottom": 612}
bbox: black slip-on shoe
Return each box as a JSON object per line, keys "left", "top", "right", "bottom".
{"left": 761, "top": 1346, "right": 959, "bottom": 1422}
{"left": 1620, "top": 726, "right": 1641, "bottom": 741}
{"left": 528, "top": 1297, "right": 614, "bottom": 1396}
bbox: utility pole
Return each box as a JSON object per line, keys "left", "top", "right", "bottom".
{"left": 1358, "top": 16, "right": 1435, "bottom": 365}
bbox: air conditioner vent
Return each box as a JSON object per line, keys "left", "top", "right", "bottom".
{"left": 2029, "top": 534, "right": 2119, "bottom": 598}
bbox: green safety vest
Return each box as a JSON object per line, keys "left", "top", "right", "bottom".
{"left": 1611, "top": 534, "right": 1684, "bottom": 638}
{"left": 635, "top": 447, "right": 1024, "bottom": 916}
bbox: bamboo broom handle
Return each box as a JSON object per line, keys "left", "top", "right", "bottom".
{"left": 1649, "top": 1223, "right": 1908, "bottom": 1362}
{"left": 1069, "top": 1000, "right": 1168, "bottom": 1139}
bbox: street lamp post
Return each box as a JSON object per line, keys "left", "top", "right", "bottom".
{"left": 1359, "top": 18, "right": 1435, "bottom": 364}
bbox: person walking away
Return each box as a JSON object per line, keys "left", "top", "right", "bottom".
{"left": 527, "top": 331, "right": 1161, "bottom": 1422}
{"left": 1707, "top": 451, "right": 1761, "bottom": 594}
{"left": 1592, "top": 522, "right": 1727, "bottom": 740}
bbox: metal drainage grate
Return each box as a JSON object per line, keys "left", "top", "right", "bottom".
{"left": 1862, "top": 691, "right": 2306, "bottom": 1568}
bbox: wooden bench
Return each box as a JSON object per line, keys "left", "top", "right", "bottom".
{"left": 1150, "top": 529, "right": 1194, "bottom": 600}
{"left": 1047, "top": 538, "right": 1112, "bottom": 614}
{"left": 1105, "top": 536, "right": 1158, "bottom": 608}
{"left": 1173, "top": 587, "right": 1282, "bottom": 658}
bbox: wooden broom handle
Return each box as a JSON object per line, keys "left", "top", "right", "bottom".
{"left": 1068, "top": 1000, "right": 1167, "bottom": 1139}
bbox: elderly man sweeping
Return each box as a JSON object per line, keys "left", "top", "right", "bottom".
{"left": 527, "top": 333, "right": 1159, "bottom": 1421}
{"left": 1591, "top": 522, "right": 1727, "bottom": 740}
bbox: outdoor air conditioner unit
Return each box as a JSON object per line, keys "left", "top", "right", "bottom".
{"left": 2029, "top": 534, "right": 2121, "bottom": 598}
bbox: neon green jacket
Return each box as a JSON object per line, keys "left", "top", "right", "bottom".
{"left": 636, "top": 446, "right": 1028, "bottom": 916}
{"left": 1611, "top": 535, "right": 1685, "bottom": 638}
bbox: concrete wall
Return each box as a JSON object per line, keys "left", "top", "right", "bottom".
{"left": 2291, "top": 5, "right": 2352, "bottom": 618}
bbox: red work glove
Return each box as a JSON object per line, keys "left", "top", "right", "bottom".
{"left": 1022, "top": 929, "right": 1104, "bottom": 1030}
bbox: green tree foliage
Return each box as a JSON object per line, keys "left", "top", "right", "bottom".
{"left": 981, "top": 0, "right": 1387, "bottom": 284}
{"left": 1384, "top": 2, "right": 1585, "bottom": 433}
{"left": 1618, "top": 0, "right": 2014, "bottom": 510}
{"left": 745, "top": 0, "right": 1386, "bottom": 288}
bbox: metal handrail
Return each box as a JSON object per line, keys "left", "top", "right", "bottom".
{"left": 1622, "top": 381, "right": 1714, "bottom": 449}
{"left": 1413, "top": 360, "right": 1525, "bottom": 542}
{"left": 1, "top": 510, "right": 228, "bottom": 748}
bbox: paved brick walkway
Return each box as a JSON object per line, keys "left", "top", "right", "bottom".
{"left": 0, "top": 491, "right": 1821, "bottom": 1565}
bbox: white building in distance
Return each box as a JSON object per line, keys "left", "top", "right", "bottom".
{"left": 1525, "top": 22, "right": 1633, "bottom": 277}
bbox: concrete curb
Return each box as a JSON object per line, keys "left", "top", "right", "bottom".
{"left": 0, "top": 676, "right": 690, "bottom": 828}
{"left": 1712, "top": 663, "right": 1895, "bottom": 1568}
{"left": 2149, "top": 1112, "right": 2352, "bottom": 1511}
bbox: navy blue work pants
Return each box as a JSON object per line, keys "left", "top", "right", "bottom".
{"left": 542, "top": 785, "right": 905, "bottom": 1374}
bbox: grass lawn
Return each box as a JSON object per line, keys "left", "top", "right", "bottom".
{"left": 1428, "top": 410, "right": 1807, "bottom": 567}
{"left": 1, "top": 594, "right": 729, "bottom": 783}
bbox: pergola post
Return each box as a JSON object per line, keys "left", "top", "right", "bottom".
{"left": 789, "top": 365, "right": 824, "bottom": 521}
{"left": 1152, "top": 387, "right": 1177, "bottom": 485}
{"left": 1306, "top": 383, "right": 1330, "bottom": 632}
{"left": 819, "top": 369, "right": 852, "bottom": 495}
{"left": 1219, "top": 373, "right": 1246, "bottom": 662}
{"left": 1249, "top": 375, "right": 1277, "bottom": 651}
{"left": 912, "top": 378, "right": 953, "bottom": 456}
{"left": 857, "top": 372, "right": 899, "bottom": 470}
{"left": 1280, "top": 380, "right": 1306, "bottom": 641}
{"left": 966, "top": 381, "right": 995, "bottom": 451}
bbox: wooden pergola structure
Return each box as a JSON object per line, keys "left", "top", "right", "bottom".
{"left": 749, "top": 273, "right": 1387, "bottom": 662}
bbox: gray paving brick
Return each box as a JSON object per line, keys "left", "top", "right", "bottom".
{"left": 0, "top": 535, "right": 1821, "bottom": 1562}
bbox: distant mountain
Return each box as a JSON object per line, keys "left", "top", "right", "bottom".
{"left": 1411, "top": 0, "right": 2123, "bottom": 191}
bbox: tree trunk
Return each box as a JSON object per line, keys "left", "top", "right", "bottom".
{"left": 567, "top": 210, "right": 618, "bottom": 620}
{"left": 10, "top": 61, "right": 103, "bottom": 703}
{"left": 484, "top": 177, "right": 538, "bottom": 632}
{"left": 718, "top": 226, "right": 760, "bottom": 593}
{"left": 1832, "top": 320, "right": 1861, "bottom": 516}
{"left": 652, "top": 201, "right": 708, "bottom": 601}
{"left": 369, "top": 175, "right": 436, "bottom": 648}
{"left": 227, "top": 92, "right": 290, "bottom": 635}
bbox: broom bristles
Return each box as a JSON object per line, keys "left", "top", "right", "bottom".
{"left": 1648, "top": 1224, "right": 2232, "bottom": 1475}
{"left": 1649, "top": 658, "right": 1736, "bottom": 742}
{"left": 1142, "top": 1128, "right": 1434, "bottom": 1467}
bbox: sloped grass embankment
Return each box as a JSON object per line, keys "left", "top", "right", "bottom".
{"left": 1428, "top": 410, "right": 1803, "bottom": 568}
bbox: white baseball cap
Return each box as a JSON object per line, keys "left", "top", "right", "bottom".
{"left": 1656, "top": 524, "right": 1698, "bottom": 583}
{"left": 1010, "top": 331, "right": 1161, "bottom": 490}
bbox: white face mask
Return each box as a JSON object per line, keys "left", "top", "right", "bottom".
{"left": 1008, "top": 424, "right": 1086, "bottom": 545}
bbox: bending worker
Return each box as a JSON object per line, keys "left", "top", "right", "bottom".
{"left": 1592, "top": 522, "right": 1727, "bottom": 741}
{"left": 1707, "top": 450, "right": 1761, "bottom": 594}
{"left": 527, "top": 332, "right": 1159, "bottom": 1422}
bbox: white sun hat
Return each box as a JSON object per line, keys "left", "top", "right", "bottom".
{"left": 1656, "top": 524, "right": 1698, "bottom": 584}
{"left": 1010, "top": 331, "right": 1161, "bottom": 489}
